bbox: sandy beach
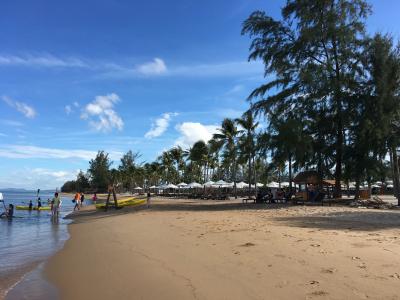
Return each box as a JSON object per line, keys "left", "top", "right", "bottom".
{"left": 44, "top": 197, "right": 400, "bottom": 300}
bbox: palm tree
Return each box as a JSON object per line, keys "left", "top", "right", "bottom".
{"left": 169, "top": 146, "right": 185, "bottom": 182}
{"left": 189, "top": 140, "right": 208, "bottom": 182}
{"left": 236, "top": 111, "right": 259, "bottom": 196}
{"left": 213, "top": 118, "right": 239, "bottom": 198}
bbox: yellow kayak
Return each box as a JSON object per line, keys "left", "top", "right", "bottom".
{"left": 95, "top": 198, "right": 145, "bottom": 209}
{"left": 16, "top": 206, "right": 51, "bottom": 211}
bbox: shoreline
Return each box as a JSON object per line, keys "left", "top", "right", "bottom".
{"left": 2, "top": 194, "right": 140, "bottom": 300}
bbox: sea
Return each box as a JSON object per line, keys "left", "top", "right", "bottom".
{"left": 0, "top": 189, "right": 75, "bottom": 299}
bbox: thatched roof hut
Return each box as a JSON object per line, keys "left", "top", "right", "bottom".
{"left": 293, "top": 171, "right": 320, "bottom": 185}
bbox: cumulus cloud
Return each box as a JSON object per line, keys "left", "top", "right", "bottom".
{"left": 2, "top": 95, "right": 36, "bottom": 118}
{"left": 145, "top": 112, "right": 178, "bottom": 139}
{"left": 137, "top": 58, "right": 167, "bottom": 76}
{"left": 81, "top": 93, "right": 124, "bottom": 132}
{"left": 175, "top": 122, "right": 219, "bottom": 149}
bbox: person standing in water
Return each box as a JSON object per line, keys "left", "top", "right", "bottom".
{"left": 28, "top": 200, "right": 33, "bottom": 211}
{"left": 37, "top": 197, "right": 42, "bottom": 208}
{"left": 74, "top": 192, "right": 81, "bottom": 211}
{"left": 80, "top": 193, "right": 85, "bottom": 208}
{"left": 52, "top": 192, "right": 61, "bottom": 218}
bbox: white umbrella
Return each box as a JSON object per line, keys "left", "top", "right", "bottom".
{"left": 256, "top": 182, "right": 264, "bottom": 187}
{"left": 203, "top": 181, "right": 215, "bottom": 187}
{"left": 187, "top": 182, "right": 202, "bottom": 188}
{"left": 166, "top": 183, "right": 178, "bottom": 189}
{"left": 236, "top": 181, "right": 248, "bottom": 189}
{"left": 266, "top": 181, "right": 280, "bottom": 188}
{"left": 387, "top": 184, "right": 394, "bottom": 188}
{"left": 177, "top": 182, "right": 187, "bottom": 187}
{"left": 134, "top": 186, "right": 143, "bottom": 190}
{"left": 280, "top": 182, "right": 289, "bottom": 187}
{"left": 215, "top": 180, "right": 227, "bottom": 185}
{"left": 149, "top": 185, "right": 156, "bottom": 189}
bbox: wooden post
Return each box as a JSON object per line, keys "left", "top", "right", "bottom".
{"left": 105, "top": 185, "right": 118, "bottom": 211}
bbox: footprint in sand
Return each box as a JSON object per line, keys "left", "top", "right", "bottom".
{"left": 390, "top": 273, "right": 400, "bottom": 279}
{"left": 239, "top": 242, "right": 256, "bottom": 247}
{"left": 321, "top": 268, "right": 337, "bottom": 274}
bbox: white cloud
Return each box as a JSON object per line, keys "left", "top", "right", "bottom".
{"left": 81, "top": 93, "right": 124, "bottom": 132}
{"left": 0, "top": 145, "right": 124, "bottom": 161}
{"left": 0, "top": 168, "right": 79, "bottom": 190}
{"left": 65, "top": 105, "right": 72, "bottom": 115}
{"left": 137, "top": 58, "right": 167, "bottom": 76}
{"left": 175, "top": 122, "right": 219, "bottom": 149}
{"left": 145, "top": 112, "right": 178, "bottom": 139}
{"left": 0, "top": 54, "right": 87, "bottom": 68}
{"left": 0, "top": 145, "right": 97, "bottom": 160}
{"left": 2, "top": 95, "right": 36, "bottom": 118}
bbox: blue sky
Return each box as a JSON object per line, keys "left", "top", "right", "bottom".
{"left": 0, "top": 0, "right": 399, "bottom": 189}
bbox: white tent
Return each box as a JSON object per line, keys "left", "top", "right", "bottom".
{"left": 215, "top": 180, "right": 227, "bottom": 185}
{"left": 236, "top": 181, "right": 248, "bottom": 189}
{"left": 177, "top": 182, "right": 187, "bottom": 187}
{"left": 165, "top": 183, "right": 178, "bottom": 189}
{"left": 266, "top": 181, "right": 280, "bottom": 188}
{"left": 203, "top": 181, "right": 215, "bottom": 187}
{"left": 187, "top": 182, "right": 202, "bottom": 188}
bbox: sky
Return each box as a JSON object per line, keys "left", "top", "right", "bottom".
{"left": 0, "top": 0, "right": 399, "bottom": 189}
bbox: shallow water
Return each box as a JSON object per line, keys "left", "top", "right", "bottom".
{"left": 0, "top": 190, "right": 74, "bottom": 297}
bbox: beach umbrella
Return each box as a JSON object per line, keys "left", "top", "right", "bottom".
{"left": 215, "top": 180, "right": 227, "bottom": 185}
{"left": 177, "top": 182, "right": 187, "bottom": 188}
{"left": 236, "top": 181, "right": 248, "bottom": 189}
{"left": 149, "top": 185, "right": 156, "bottom": 189}
{"left": 166, "top": 184, "right": 178, "bottom": 189}
{"left": 256, "top": 182, "right": 264, "bottom": 187}
{"left": 387, "top": 184, "right": 394, "bottom": 188}
{"left": 203, "top": 181, "right": 215, "bottom": 187}
{"left": 266, "top": 181, "right": 280, "bottom": 188}
{"left": 187, "top": 182, "right": 202, "bottom": 188}
{"left": 134, "top": 186, "right": 143, "bottom": 190}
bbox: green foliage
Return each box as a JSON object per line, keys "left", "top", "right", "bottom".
{"left": 87, "top": 151, "right": 112, "bottom": 192}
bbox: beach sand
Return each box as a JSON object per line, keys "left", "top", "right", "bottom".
{"left": 45, "top": 197, "right": 400, "bottom": 300}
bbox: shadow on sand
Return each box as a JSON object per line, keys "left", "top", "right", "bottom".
{"left": 273, "top": 210, "right": 400, "bottom": 231}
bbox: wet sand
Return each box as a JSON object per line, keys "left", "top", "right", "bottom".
{"left": 45, "top": 197, "right": 400, "bottom": 299}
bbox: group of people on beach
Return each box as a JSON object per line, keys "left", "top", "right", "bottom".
{"left": 73, "top": 192, "right": 85, "bottom": 211}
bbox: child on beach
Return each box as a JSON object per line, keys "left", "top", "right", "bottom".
{"left": 92, "top": 193, "right": 97, "bottom": 204}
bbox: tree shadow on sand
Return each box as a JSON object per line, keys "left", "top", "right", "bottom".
{"left": 273, "top": 210, "right": 400, "bottom": 231}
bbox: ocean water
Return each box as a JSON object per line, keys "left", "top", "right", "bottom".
{"left": 0, "top": 190, "right": 74, "bottom": 298}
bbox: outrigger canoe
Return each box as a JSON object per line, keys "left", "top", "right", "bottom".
{"left": 16, "top": 206, "right": 51, "bottom": 211}
{"left": 95, "top": 198, "right": 145, "bottom": 209}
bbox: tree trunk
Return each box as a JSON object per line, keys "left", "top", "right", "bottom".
{"left": 354, "top": 178, "right": 360, "bottom": 200}
{"left": 253, "top": 156, "right": 258, "bottom": 199}
{"left": 391, "top": 147, "right": 400, "bottom": 205}
{"left": 248, "top": 156, "right": 252, "bottom": 197}
{"left": 288, "top": 154, "right": 292, "bottom": 193}
{"left": 233, "top": 158, "right": 237, "bottom": 199}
